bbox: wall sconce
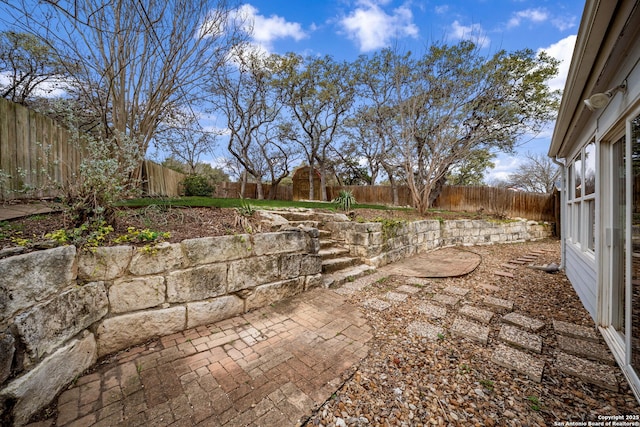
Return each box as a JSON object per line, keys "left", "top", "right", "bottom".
{"left": 584, "top": 81, "right": 627, "bottom": 111}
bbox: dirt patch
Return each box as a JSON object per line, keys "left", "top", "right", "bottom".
{"left": 0, "top": 205, "right": 508, "bottom": 250}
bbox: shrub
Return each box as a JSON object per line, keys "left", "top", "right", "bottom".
{"left": 333, "top": 190, "right": 356, "bottom": 211}
{"left": 181, "top": 174, "right": 214, "bottom": 196}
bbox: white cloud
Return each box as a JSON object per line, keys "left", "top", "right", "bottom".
{"left": 339, "top": 1, "right": 419, "bottom": 52}
{"left": 434, "top": 5, "right": 449, "bottom": 14}
{"left": 539, "top": 34, "right": 577, "bottom": 92}
{"left": 551, "top": 15, "right": 577, "bottom": 32}
{"left": 507, "top": 8, "right": 548, "bottom": 29}
{"left": 234, "top": 4, "right": 307, "bottom": 52}
{"left": 449, "top": 21, "right": 490, "bottom": 48}
{"left": 485, "top": 154, "right": 522, "bottom": 182}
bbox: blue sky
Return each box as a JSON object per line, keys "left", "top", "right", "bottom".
{"left": 211, "top": 0, "right": 584, "bottom": 182}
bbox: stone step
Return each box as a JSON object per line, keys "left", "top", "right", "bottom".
{"left": 319, "top": 246, "right": 350, "bottom": 260}
{"left": 555, "top": 352, "right": 618, "bottom": 392}
{"left": 322, "top": 257, "right": 358, "bottom": 273}
{"left": 552, "top": 320, "right": 600, "bottom": 342}
{"left": 483, "top": 296, "right": 514, "bottom": 311}
{"left": 452, "top": 318, "right": 490, "bottom": 345}
{"left": 288, "top": 220, "right": 320, "bottom": 228}
{"left": 502, "top": 312, "right": 545, "bottom": 332}
{"left": 556, "top": 335, "right": 616, "bottom": 365}
{"left": 492, "top": 343, "right": 544, "bottom": 383}
{"left": 323, "top": 264, "right": 376, "bottom": 288}
{"left": 459, "top": 305, "right": 494, "bottom": 324}
{"left": 498, "top": 325, "right": 542, "bottom": 353}
{"left": 318, "top": 229, "right": 332, "bottom": 239}
{"left": 407, "top": 321, "right": 445, "bottom": 341}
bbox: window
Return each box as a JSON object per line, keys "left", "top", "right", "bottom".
{"left": 567, "top": 140, "right": 596, "bottom": 252}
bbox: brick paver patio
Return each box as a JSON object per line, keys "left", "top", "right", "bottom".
{"left": 39, "top": 289, "right": 371, "bottom": 427}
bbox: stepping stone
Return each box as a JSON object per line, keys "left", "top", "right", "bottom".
{"left": 452, "top": 318, "right": 490, "bottom": 345}
{"left": 520, "top": 256, "right": 538, "bottom": 260}
{"left": 363, "top": 298, "right": 391, "bottom": 311}
{"left": 433, "top": 294, "right": 460, "bottom": 306}
{"left": 443, "top": 285, "right": 470, "bottom": 296}
{"left": 509, "top": 260, "right": 526, "bottom": 265}
{"left": 502, "top": 312, "right": 545, "bottom": 332}
{"left": 494, "top": 271, "right": 514, "bottom": 278}
{"left": 483, "top": 296, "right": 514, "bottom": 311}
{"left": 501, "top": 263, "right": 519, "bottom": 270}
{"left": 459, "top": 305, "right": 494, "bottom": 324}
{"left": 498, "top": 325, "right": 542, "bottom": 353}
{"left": 396, "top": 284, "right": 421, "bottom": 294}
{"left": 556, "top": 335, "right": 615, "bottom": 365}
{"left": 553, "top": 320, "right": 600, "bottom": 342}
{"left": 478, "top": 283, "right": 500, "bottom": 292}
{"left": 556, "top": 352, "right": 618, "bottom": 392}
{"left": 385, "top": 291, "right": 408, "bottom": 302}
{"left": 492, "top": 344, "right": 544, "bottom": 383}
{"left": 407, "top": 321, "right": 444, "bottom": 341}
{"left": 530, "top": 250, "right": 546, "bottom": 255}
{"left": 418, "top": 303, "right": 447, "bottom": 319}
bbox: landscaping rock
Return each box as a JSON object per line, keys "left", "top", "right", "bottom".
{"left": 13, "top": 281, "right": 107, "bottom": 364}
{"left": 181, "top": 235, "right": 252, "bottom": 266}
{"left": 166, "top": 264, "right": 227, "bottom": 303}
{"left": 109, "top": 276, "right": 165, "bottom": 313}
{"left": 407, "top": 321, "right": 444, "bottom": 340}
{"left": 77, "top": 245, "right": 132, "bottom": 281}
{"left": 128, "top": 242, "right": 185, "bottom": 275}
{"left": 0, "top": 331, "right": 15, "bottom": 384}
{"left": 227, "top": 255, "right": 281, "bottom": 293}
{"left": 96, "top": 307, "right": 186, "bottom": 357}
{"left": 187, "top": 295, "right": 244, "bottom": 328}
{"left": 0, "top": 332, "right": 97, "bottom": 426}
{"left": 0, "top": 246, "right": 77, "bottom": 322}
{"left": 245, "top": 279, "right": 305, "bottom": 312}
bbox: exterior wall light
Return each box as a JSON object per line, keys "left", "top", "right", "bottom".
{"left": 583, "top": 81, "right": 627, "bottom": 111}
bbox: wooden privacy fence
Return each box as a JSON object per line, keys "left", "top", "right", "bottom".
{"left": 0, "top": 98, "right": 185, "bottom": 200}
{"left": 220, "top": 179, "right": 556, "bottom": 222}
{"left": 433, "top": 185, "right": 556, "bottom": 221}
{"left": 0, "top": 98, "right": 81, "bottom": 200}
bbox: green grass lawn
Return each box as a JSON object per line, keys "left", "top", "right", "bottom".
{"left": 118, "top": 196, "right": 411, "bottom": 212}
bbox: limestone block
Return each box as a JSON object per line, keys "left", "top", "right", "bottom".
{"left": 253, "top": 230, "right": 307, "bottom": 256}
{"left": 109, "top": 276, "right": 165, "bottom": 313}
{"left": 227, "top": 255, "right": 281, "bottom": 293}
{"left": 96, "top": 306, "right": 186, "bottom": 357}
{"left": 280, "top": 253, "right": 302, "bottom": 278}
{"left": 14, "top": 282, "right": 107, "bottom": 363}
{"left": 300, "top": 254, "right": 322, "bottom": 276}
{"left": 0, "top": 331, "right": 15, "bottom": 384}
{"left": 305, "top": 274, "right": 324, "bottom": 290}
{"left": 0, "top": 246, "right": 77, "bottom": 322}
{"left": 1, "top": 332, "right": 97, "bottom": 426}
{"left": 181, "top": 235, "right": 251, "bottom": 266}
{"left": 78, "top": 245, "right": 133, "bottom": 281}
{"left": 254, "top": 210, "right": 289, "bottom": 230}
{"left": 166, "top": 264, "right": 227, "bottom": 303}
{"left": 245, "top": 279, "right": 304, "bottom": 311}
{"left": 186, "top": 295, "right": 244, "bottom": 328}
{"left": 128, "top": 242, "right": 185, "bottom": 275}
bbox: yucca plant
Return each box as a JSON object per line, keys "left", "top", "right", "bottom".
{"left": 333, "top": 190, "right": 356, "bottom": 211}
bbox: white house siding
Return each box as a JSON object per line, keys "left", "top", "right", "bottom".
{"left": 565, "top": 244, "right": 597, "bottom": 320}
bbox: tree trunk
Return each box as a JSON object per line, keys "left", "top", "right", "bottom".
{"left": 256, "top": 181, "right": 264, "bottom": 200}
{"left": 240, "top": 171, "right": 247, "bottom": 198}
{"left": 428, "top": 176, "right": 447, "bottom": 208}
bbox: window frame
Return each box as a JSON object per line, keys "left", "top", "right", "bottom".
{"left": 567, "top": 139, "right": 597, "bottom": 253}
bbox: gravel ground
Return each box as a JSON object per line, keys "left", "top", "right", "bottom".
{"left": 304, "top": 239, "right": 640, "bottom": 427}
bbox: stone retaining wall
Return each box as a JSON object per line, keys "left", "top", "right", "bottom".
{"left": 326, "top": 218, "right": 552, "bottom": 267}
{"left": 0, "top": 217, "right": 552, "bottom": 425}
{"left": 0, "top": 227, "right": 321, "bottom": 426}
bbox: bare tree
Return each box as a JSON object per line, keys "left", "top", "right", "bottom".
{"left": 0, "top": 31, "right": 68, "bottom": 104}
{"left": 1, "top": 0, "right": 244, "bottom": 173}
{"left": 210, "top": 49, "right": 290, "bottom": 199}
{"left": 507, "top": 152, "right": 560, "bottom": 193}
{"left": 274, "top": 54, "right": 356, "bottom": 201}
